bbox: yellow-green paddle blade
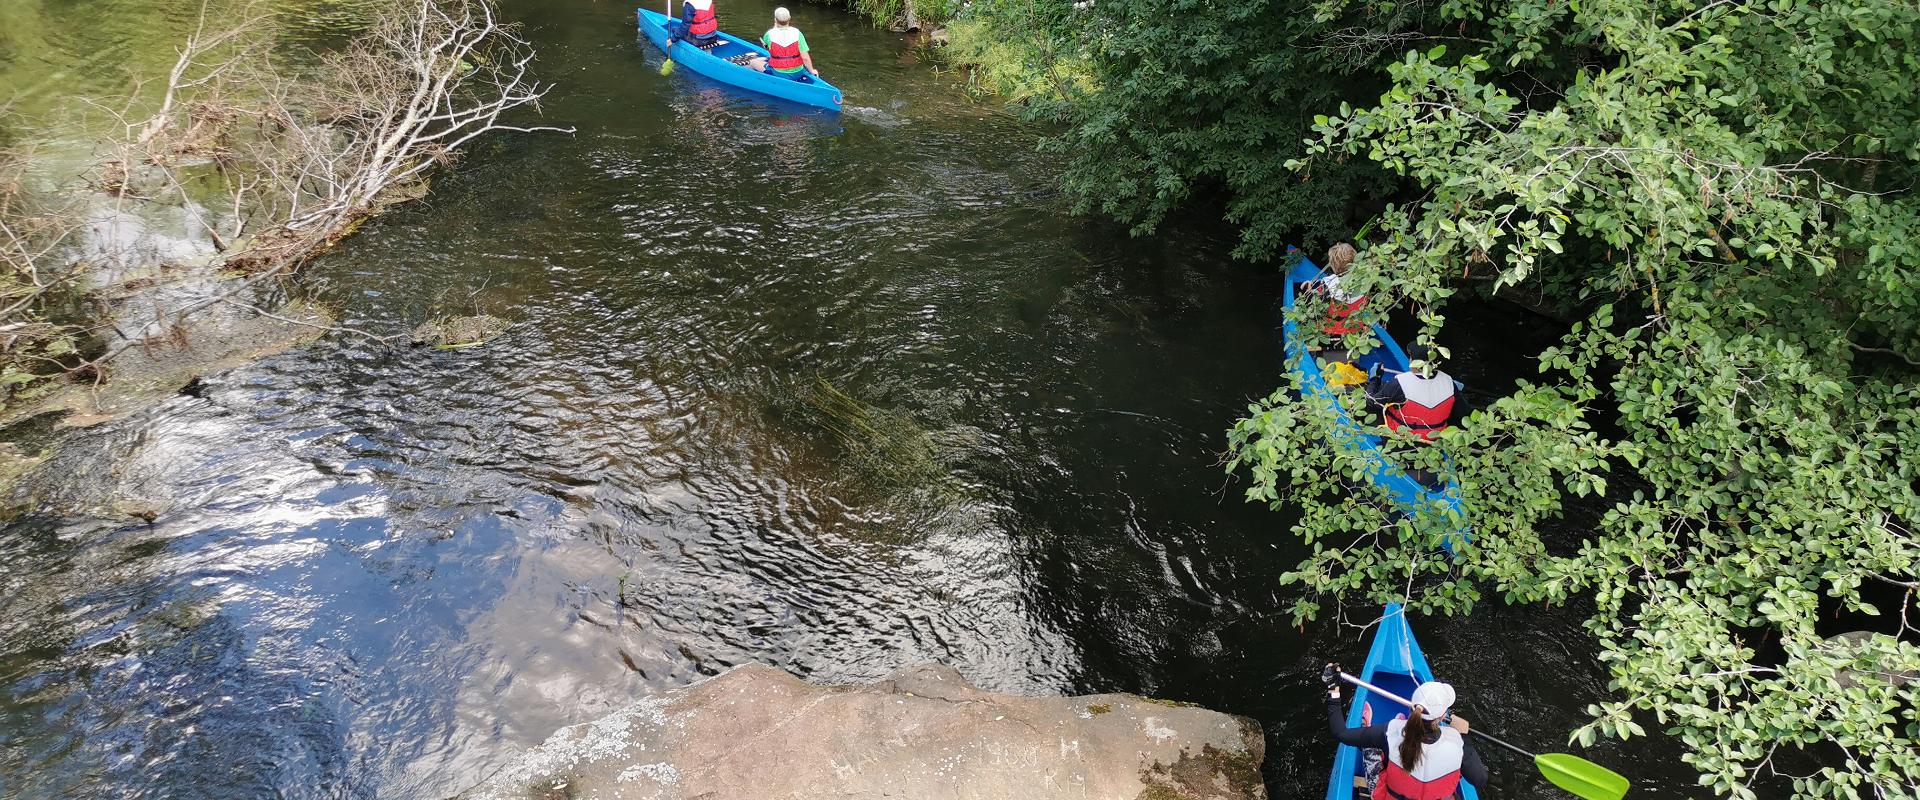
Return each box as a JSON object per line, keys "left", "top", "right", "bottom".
{"left": 659, "top": 57, "right": 675, "bottom": 76}
{"left": 1537, "top": 753, "right": 1630, "bottom": 800}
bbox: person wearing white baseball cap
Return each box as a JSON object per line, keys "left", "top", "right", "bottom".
{"left": 1328, "top": 674, "right": 1488, "bottom": 799}
{"left": 749, "top": 7, "right": 821, "bottom": 82}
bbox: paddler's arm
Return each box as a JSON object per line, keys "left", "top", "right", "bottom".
{"left": 667, "top": 2, "right": 695, "bottom": 44}
{"left": 797, "top": 30, "right": 819, "bottom": 75}
{"left": 1366, "top": 372, "right": 1405, "bottom": 404}
{"left": 1326, "top": 689, "right": 1390, "bottom": 748}
{"left": 1457, "top": 729, "right": 1490, "bottom": 788}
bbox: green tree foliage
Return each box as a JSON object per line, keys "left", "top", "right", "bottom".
{"left": 1017, "top": 0, "right": 1424, "bottom": 256}
{"left": 939, "top": 0, "right": 1920, "bottom": 791}
{"left": 940, "top": 0, "right": 1099, "bottom": 104}
{"left": 1224, "top": 1, "right": 1920, "bottom": 796}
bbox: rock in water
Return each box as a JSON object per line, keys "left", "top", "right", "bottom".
{"left": 462, "top": 663, "right": 1266, "bottom": 800}
{"left": 410, "top": 314, "right": 510, "bottom": 348}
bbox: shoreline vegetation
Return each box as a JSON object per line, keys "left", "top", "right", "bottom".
{"left": 903, "top": 0, "right": 1920, "bottom": 797}
{"left": 0, "top": 0, "right": 1911, "bottom": 797}
{"left": 0, "top": 0, "right": 567, "bottom": 435}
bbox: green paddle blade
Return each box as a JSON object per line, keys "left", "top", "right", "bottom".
{"left": 1537, "top": 753, "right": 1630, "bottom": 800}
{"left": 660, "top": 58, "right": 675, "bottom": 76}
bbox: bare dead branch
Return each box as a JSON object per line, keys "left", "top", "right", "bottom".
{"left": 5, "top": 0, "right": 571, "bottom": 397}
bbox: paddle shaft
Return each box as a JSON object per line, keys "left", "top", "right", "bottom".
{"left": 1338, "top": 671, "right": 1537, "bottom": 760}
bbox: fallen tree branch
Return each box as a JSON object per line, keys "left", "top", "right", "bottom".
{"left": 62, "top": 0, "right": 570, "bottom": 377}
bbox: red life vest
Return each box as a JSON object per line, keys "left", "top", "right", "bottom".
{"left": 1310, "top": 274, "right": 1368, "bottom": 336}
{"left": 687, "top": 0, "right": 718, "bottom": 37}
{"left": 1325, "top": 295, "right": 1367, "bottom": 335}
{"left": 1372, "top": 719, "right": 1466, "bottom": 800}
{"left": 1383, "top": 371, "right": 1456, "bottom": 440}
{"left": 766, "top": 27, "right": 805, "bottom": 71}
{"left": 1375, "top": 762, "right": 1464, "bottom": 800}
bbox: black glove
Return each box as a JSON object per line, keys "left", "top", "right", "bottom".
{"left": 1321, "top": 663, "right": 1342, "bottom": 692}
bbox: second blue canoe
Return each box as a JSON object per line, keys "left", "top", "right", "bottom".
{"left": 1281, "top": 250, "right": 1469, "bottom": 548}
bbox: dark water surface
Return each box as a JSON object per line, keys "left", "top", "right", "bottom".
{"left": 0, "top": 0, "right": 1688, "bottom": 796}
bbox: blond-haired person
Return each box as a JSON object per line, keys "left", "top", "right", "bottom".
{"left": 1307, "top": 241, "right": 1369, "bottom": 372}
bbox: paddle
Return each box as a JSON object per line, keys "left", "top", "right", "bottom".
{"left": 659, "top": 0, "right": 677, "bottom": 75}
{"left": 1336, "top": 670, "right": 1631, "bottom": 800}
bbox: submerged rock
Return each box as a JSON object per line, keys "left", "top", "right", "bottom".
{"left": 411, "top": 314, "right": 510, "bottom": 348}
{"left": 1828, "top": 631, "right": 1920, "bottom": 689}
{"left": 463, "top": 663, "right": 1266, "bottom": 800}
{"left": 13, "top": 298, "right": 331, "bottom": 430}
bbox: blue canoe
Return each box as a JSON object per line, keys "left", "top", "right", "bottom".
{"left": 1282, "top": 250, "right": 1469, "bottom": 548}
{"left": 637, "top": 8, "right": 844, "bottom": 111}
{"left": 1327, "top": 604, "right": 1481, "bottom": 800}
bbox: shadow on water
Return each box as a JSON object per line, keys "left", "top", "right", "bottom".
{"left": 0, "top": 0, "right": 1698, "bottom": 797}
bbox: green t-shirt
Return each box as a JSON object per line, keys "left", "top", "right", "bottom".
{"left": 761, "top": 28, "right": 809, "bottom": 72}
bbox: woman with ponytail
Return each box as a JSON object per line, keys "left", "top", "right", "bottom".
{"left": 1328, "top": 673, "right": 1489, "bottom": 799}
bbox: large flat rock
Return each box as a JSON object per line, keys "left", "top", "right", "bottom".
{"left": 462, "top": 663, "right": 1266, "bottom": 800}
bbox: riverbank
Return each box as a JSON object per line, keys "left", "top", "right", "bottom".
{"left": 0, "top": 0, "right": 563, "bottom": 450}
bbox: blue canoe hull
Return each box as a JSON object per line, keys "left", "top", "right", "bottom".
{"left": 637, "top": 8, "right": 844, "bottom": 111}
{"left": 1282, "top": 251, "right": 1469, "bottom": 547}
{"left": 1326, "top": 604, "right": 1481, "bottom": 800}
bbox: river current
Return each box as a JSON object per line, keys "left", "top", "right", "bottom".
{"left": 0, "top": 0, "right": 1685, "bottom": 796}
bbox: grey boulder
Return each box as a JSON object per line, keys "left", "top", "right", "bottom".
{"left": 462, "top": 662, "right": 1266, "bottom": 800}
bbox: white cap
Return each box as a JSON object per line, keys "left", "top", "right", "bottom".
{"left": 773, "top": 6, "right": 791, "bottom": 21}
{"left": 1410, "top": 682, "right": 1455, "bottom": 720}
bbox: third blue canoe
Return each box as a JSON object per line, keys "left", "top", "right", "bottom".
{"left": 1327, "top": 604, "right": 1482, "bottom": 800}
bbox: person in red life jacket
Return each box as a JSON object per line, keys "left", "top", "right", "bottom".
{"left": 1304, "top": 242, "right": 1369, "bottom": 367}
{"left": 749, "top": 7, "right": 820, "bottom": 82}
{"left": 1368, "top": 359, "right": 1459, "bottom": 440}
{"left": 1311, "top": 241, "right": 1368, "bottom": 337}
{"left": 668, "top": 0, "right": 721, "bottom": 49}
{"left": 1326, "top": 667, "right": 1489, "bottom": 799}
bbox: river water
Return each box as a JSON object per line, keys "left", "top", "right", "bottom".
{"left": 0, "top": 0, "right": 1686, "bottom": 797}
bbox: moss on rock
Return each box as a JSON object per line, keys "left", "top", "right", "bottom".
{"left": 411, "top": 314, "right": 510, "bottom": 349}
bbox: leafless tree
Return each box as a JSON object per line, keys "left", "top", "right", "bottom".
{"left": 71, "top": 0, "right": 572, "bottom": 369}
{"left": 294, "top": 0, "right": 570, "bottom": 229}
